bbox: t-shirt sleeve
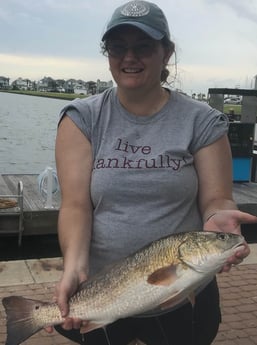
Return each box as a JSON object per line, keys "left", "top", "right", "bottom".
{"left": 59, "top": 98, "right": 92, "bottom": 141}
{"left": 190, "top": 108, "right": 229, "bottom": 154}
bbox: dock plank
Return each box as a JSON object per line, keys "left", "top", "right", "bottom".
{"left": 15, "top": 175, "right": 44, "bottom": 210}
{"left": 233, "top": 182, "right": 257, "bottom": 214}
{"left": 1, "top": 174, "right": 60, "bottom": 211}
{"left": 0, "top": 175, "right": 13, "bottom": 196}
{"left": 0, "top": 174, "right": 60, "bottom": 236}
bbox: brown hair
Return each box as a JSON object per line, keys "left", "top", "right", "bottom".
{"left": 160, "top": 36, "right": 175, "bottom": 84}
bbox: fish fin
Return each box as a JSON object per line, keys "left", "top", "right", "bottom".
{"left": 147, "top": 265, "right": 177, "bottom": 286}
{"left": 160, "top": 291, "right": 196, "bottom": 310}
{"left": 188, "top": 292, "right": 195, "bottom": 307}
{"left": 2, "top": 296, "right": 46, "bottom": 345}
{"left": 159, "top": 292, "right": 185, "bottom": 310}
{"left": 80, "top": 322, "right": 105, "bottom": 334}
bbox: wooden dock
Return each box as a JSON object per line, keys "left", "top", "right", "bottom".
{"left": 0, "top": 174, "right": 60, "bottom": 241}
{"left": 1, "top": 174, "right": 257, "bottom": 242}
{"left": 233, "top": 182, "right": 257, "bottom": 215}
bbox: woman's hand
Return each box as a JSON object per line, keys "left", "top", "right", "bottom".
{"left": 44, "top": 270, "right": 88, "bottom": 333}
{"left": 204, "top": 210, "right": 257, "bottom": 272}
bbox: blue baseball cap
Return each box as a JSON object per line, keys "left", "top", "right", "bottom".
{"left": 102, "top": 0, "right": 170, "bottom": 41}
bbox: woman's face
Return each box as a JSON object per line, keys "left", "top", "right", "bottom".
{"left": 106, "top": 26, "right": 171, "bottom": 92}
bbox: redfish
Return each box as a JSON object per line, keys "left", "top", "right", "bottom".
{"left": 2, "top": 231, "right": 244, "bottom": 345}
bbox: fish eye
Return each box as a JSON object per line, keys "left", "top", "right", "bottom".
{"left": 217, "top": 233, "right": 228, "bottom": 241}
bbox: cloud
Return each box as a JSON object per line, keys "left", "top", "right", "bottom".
{"left": 174, "top": 61, "right": 256, "bottom": 93}
{"left": 205, "top": 0, "right": 257, "bottom": 25}
{"left": 0, "top": 6, "right": 12, "bottom": 23}
{"left": 0, "top": 53, "right": 112, "bottom": 82}
{"left": 0, "top": 0, "right": 108, "bottom": 58}
{"left": 0, "top": 0, "right": 256, "bottom": 94}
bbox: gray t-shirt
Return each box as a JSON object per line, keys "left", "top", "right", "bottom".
{"left": 60, "top": 87, "right": 228, "bottom": 276}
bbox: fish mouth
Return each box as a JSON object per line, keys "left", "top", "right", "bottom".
{"left": 231, "top": 235, "right": 246, "bottom": 254}
{"left": 233, "top": 244, "right": 245, "bottom": 255}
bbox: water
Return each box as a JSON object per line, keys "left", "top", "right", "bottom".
{"left": 0, "top": 92, "right": 67, "bottom": 174}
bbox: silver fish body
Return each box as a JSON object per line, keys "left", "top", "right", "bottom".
{"left": 2, "top": 231, "right": 244, "bottom": 345}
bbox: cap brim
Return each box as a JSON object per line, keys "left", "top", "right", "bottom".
{"left": 102, "top": 22, "right": 164, "bottom": 41}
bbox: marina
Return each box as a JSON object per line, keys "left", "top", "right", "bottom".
{"left": 0, "top": 174, "right": 60, "bottom": 245}
{"left": 1, "top": 173, "right": 257, "bottom": 245}
{"left": 1, "top": 89, "right": 257, "bottom": 246}
{"left": 0, "top": 92, "right": 257, "bottom": 344}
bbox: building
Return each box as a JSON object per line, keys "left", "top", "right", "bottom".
{"left": 12, "top": 78, "right": 33, "bottom": 90}
{"left": 37, "top": 77, "right": 57, "bottom": 92}
{"left": 0, "top": 75, "right": 113, "bottom": 94}
{"left": 96, "top": 79, "right": 113, "bottom": 93}
{"left": 0, "top": 76, "right": 10, "bottom": 89}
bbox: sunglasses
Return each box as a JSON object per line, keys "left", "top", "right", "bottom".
{"left": 105, "top": 40, "right": 157, "bottom": 58}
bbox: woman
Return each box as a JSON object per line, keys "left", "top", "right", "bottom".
{"left": 48, "top": 1, "right": 257, "bottom": 344}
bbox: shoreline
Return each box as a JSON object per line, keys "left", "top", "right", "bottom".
{"left": 0, "top": 89, "right": 87, "bottom": 101}
{"left": 0, "top": 90, "right": 242, "bottom": 113}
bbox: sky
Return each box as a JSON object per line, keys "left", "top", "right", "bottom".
{"left": 0, "top": 0, "right": 257, "bottom": 95}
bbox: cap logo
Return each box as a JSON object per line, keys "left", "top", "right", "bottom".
{"left": 120, "top": 1, "right": 150, "bottom": 17}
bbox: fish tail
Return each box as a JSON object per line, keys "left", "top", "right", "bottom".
{"left": 2, "top": 296, "right": 46, "bottom": 345}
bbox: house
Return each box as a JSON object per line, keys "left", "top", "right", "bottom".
{"left": 0, "top": 75, "right": 113, "bottom": 94}
{"left": 96, "top": 79, "right": 113, "bottom": 93}
{"left": 86, "top": 81, "right": 97, "bottom": 95}
{"left": 64, "top": 79, "right": 77, "bottom": 93}
{"left": 12, "top": 78, "right": 33, "bottom": 90}
{"left": 73, "top": 79, "right": 88, "bottom": 95}
{"left": 55, "top": 79, "right": 66, "bottom": 93}
{"left": 0, "top": 76, "right": 10, "bottom": 89}
{"left": 37, "top": 77, "right": 57, "bottom": 92}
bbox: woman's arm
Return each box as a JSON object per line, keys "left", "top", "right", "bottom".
{"left": 195, "top": 134, "right": 235, "bottom": 220}
{"left": 54, "top": 115, "right": 93, "bottom": 329}
{"left": 194, "top": 134, "right": 257, "bottom": 270}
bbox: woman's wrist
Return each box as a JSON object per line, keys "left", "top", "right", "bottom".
{"left": 204, "top": 212, "right": 217, "bottom": 223}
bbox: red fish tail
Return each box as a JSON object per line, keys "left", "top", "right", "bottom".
{"left": 2, "top": 296, "right": 46, "bottom": 345}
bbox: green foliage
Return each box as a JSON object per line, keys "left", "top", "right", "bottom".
{"left": 223, "top": 104, "right": 242, "bottom": 115}
{"left": 0, "top": 89, "right": 87, "bottom": 100}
